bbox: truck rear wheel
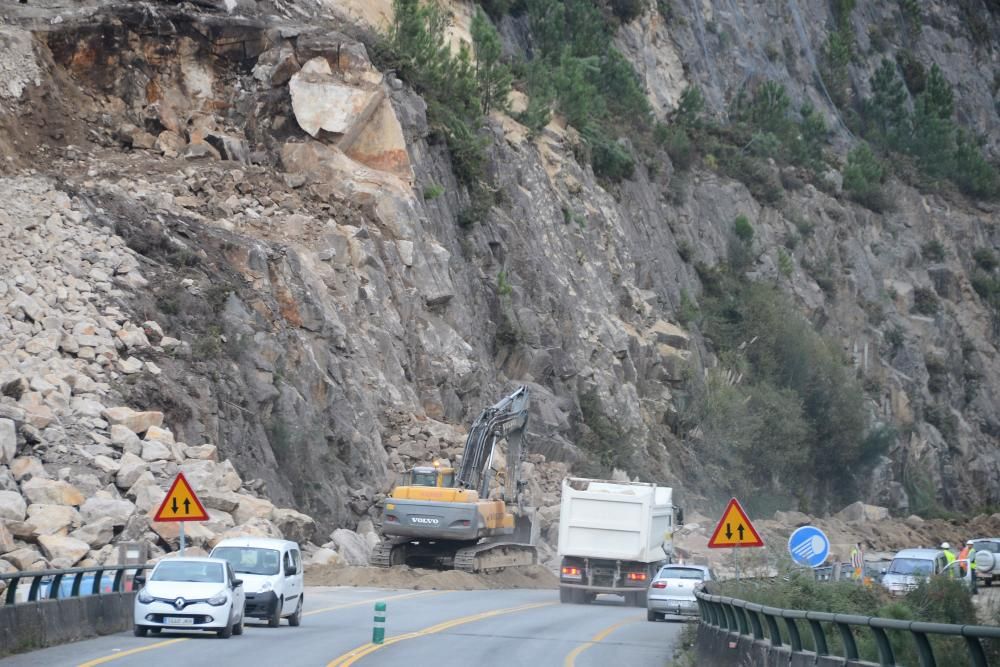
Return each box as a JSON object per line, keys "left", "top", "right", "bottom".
{"left": 631, "top": 591, "right": 647, "bottom": 607}
{"left": 559, "top": 587, "right": 573, "bottom": 603}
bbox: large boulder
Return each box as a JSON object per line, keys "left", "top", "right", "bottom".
{"left": 115, "top": 452, "right": 147, "bottom": 489}
{"left": 2, "top": 547, "right": 44, "bottom": 570}
{"left": 0, "top": 418, "right": 15, "bottom": 464}
{"left": 21, "top": 478, "right": 85, "bottom": 506}
{"left": 0, "top": 490, "right": 27, "bottom": 521}
{"left": 127, "top": 472, "right": 165, "bottom": 513}
{"left": 200, "top": 491, "right": 241, "bottom": 513}
{"left": 140, "top": 439, "right": 172, "bottom": 462}
{"left": 330, "top": 528, "right": 372, "bottom": 566}
{"left": 289, "top": 57, "right": 383, "bottom": 138}
{"left": 70, "top": 517, "right": 116, "bottom": 548}
{"left": 271, "top": 508, "right": 316, "bottom": 544}
{"left": 80, "top": 497, "right": 135, "bottom": 528}
{"left": 38, "top": 535, "right": 90, "bottom": 568}
{"left": 11, "top": 456, "right": 47, "bottom": 482}
{"left": 25, "top": 504, "right": 81, "bottom": 536}
{"left": 101, "top": 407, "right": 163, "bottom": 434}
{"left": 180, "top": 460, "right": 241, "bottom": 493}
{"left": 836, "top": 502, "right": 890, "bottom": 523}
{"left": 232, "top": 495, "right": 275, "bottom": 526}
{"left": 110, "top": 424, "right": 143, "bottom": 455}
{"left": 0, "top": 521, "right": 15, "bottom": 553}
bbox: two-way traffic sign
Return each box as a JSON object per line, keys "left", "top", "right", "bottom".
{"left": 153, "top": 472, "right": 209, "bottom": 522}
{"left": 707, "top": 497, "right": 764, "bottom": 549}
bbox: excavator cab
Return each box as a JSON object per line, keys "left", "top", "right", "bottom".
{"left": 408, "top": 464, "right": 455, "bottom": 488}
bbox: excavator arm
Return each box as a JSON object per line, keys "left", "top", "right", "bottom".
{"left": 455, "top": 386, "right": 530, "bottom": 505}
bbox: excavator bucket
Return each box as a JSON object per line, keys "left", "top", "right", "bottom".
{"left": 512, "top": 507, "right": 538, "bottom": 546}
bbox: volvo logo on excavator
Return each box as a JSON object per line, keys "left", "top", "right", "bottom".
{"left": 410, "top": 517, "right": 440, "bottom": 525}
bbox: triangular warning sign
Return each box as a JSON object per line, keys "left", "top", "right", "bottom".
{"left": 153, "top": 472, "right": 209, "bottom": 522}
{"left": 707, "top": 497, "right": 764, "bottom": 549}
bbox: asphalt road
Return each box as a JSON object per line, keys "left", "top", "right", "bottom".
{"left": 1, "top": 588, "right": 687, "bottom": 667}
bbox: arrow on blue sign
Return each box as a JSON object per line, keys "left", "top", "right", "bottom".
{"left": 787, "top": 526, "right": 831, "bottom": 568}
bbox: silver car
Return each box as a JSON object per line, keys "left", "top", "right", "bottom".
{"left": 646, "top": 564, "right": 712, "bottom": 621}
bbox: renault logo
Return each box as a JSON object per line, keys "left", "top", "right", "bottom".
{"left": 174, "top": 597, "right": 186, "bottom": 609}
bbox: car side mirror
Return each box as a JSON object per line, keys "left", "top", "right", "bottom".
{"left": 880, "top": 568, "right": 887, "bottom": 575}
{"left": 233, "top": 579, "right": 243, "bottom": 589}
{"left": 134, "top": 575, "right": 146, "bottom": 587}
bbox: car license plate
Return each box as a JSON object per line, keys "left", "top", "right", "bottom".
{"left": 165, "top": 617, "right": 194, "bottom": 626}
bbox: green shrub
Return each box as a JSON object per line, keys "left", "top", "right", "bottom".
{"left": 912, "top": 286, "right": 939, "bottom": 315}
{"left": 953, "top": 130, "right": 1000, "bottom": 198}
{"left": 675, "top": 86, "right": 705, "bottom": 127}
{"left": 733, "top": 214, "right": 754, "bottom": 243}
{"left": 896, "top": 50, "right": 926, "bottom": 95}
{"left": 822, "top": 30, "right": 853, "bottom": 108}
{"left": 778, "top": 248, "right": 794, "bottom": 277}
{"left": 974, "top": 248, "right": 999, "bottom": 271}
{"left": 867, "top": 58, "right": 909, "bottom": 148}
{"left": 608, "top": 0, "right": 646, "bottom": 23}
{"left": 423, "top": 183, "right": 445, "bottom": 200}
{"left": 656, "top": 124, "right": 694, "bottom": 170}
{"left": 921, "top": 239, "right": 945, "bottom": 262}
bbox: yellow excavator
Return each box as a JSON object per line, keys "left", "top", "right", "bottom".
{"left": 371, "top": 386, "right": 537, "bottom": 572}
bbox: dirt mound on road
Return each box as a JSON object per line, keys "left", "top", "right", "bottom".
{"left": 305, "top": 564, "right": 558, "bottom": 590}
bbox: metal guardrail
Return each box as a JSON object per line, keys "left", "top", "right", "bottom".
{"left": 696, "top": 590, "right": 1000, "bottom": 667}
{"left": 1, "top": 565, "right": 152, "bottom": 605}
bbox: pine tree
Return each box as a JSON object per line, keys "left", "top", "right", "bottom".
{"left": 471, "top": 9, "right": 512, "bottom": 115}
{"left": 868, "top": 58, "right": 908, "bottom": 148}
{"left": 843, "top": 143, "right": 886, "bottom": 209}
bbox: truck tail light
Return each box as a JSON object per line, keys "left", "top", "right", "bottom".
{"left": 626, "top": 572, "right": 647, "bottom": 581}
{"left": 561, "top": 566, "right": 582, "bottom": 579}
{"left": 651, "top": 581, "right": 667, "bottom": 589}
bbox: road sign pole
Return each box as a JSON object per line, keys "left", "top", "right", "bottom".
{"left": 733, "top": 545, "right": 739, "bottom": 582}
{"left": 179, "top": 521, "right": 185, "bottom": 556}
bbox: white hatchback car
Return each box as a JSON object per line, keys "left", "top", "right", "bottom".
{"left": 647, "top": 564, "right": 712, "bottom": 621}
{"left": 134, "top": 557, "right": 246, "bottom": 638}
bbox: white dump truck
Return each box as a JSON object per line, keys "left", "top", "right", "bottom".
{"left": 557, "top": 477, "right": 682, "bottom": 606}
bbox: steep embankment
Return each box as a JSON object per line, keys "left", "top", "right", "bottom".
{"left": 0, "top": 0, "right": 998, "bottom": 579}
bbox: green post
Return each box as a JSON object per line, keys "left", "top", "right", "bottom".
{"left": 373, "top": 601, "right": 386, "bottom": 645}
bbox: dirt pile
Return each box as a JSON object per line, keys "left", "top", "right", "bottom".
{"left": 305, "top": 564, "right": 558, "bottom": 590}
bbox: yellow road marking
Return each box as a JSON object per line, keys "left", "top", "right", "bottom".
{"left": 77, "top": 590, "right": 440, "bottom": 666}
{"left": 563, "top": 615, "right": 643, "bottom": 667}
{"left": 78, "top": 638, "right": 189, "bottom": 667}
{"left": 327, "top": 600, "right": 557, "bottom": 666}
{"left": 303, "top": 590, "right": 442, "bottom": 617}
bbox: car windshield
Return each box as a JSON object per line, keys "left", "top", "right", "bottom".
{"left": 151, "top": 561, "right": 224, "bottom": 583}
{"left": 973, "top": 541, "right": 1000, "bottom": 553}
{"left": 658, "top": 567, "right": 706, "bottom": 580}
{"left": 887, "top": 558, "right": 934, "bottom": 576}
{"left": 212, "top": 547, "right": 281, "bottom": 575}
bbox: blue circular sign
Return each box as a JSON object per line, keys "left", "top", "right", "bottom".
{"left": 788, "top": 526, "right": 831, "bottom": 568}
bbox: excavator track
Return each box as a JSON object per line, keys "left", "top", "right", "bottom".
{"left": 453, "top": 542, "right": 537, "bottom": 573}
{"left": 370, "top": 537, "right": 409, "bottom": 568}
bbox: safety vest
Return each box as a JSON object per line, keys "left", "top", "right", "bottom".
{"left": 944, "top": 549, "right": 956, "bottom": 575}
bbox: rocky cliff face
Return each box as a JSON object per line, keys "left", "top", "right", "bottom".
{"left": 0, "top": 0, "right": 998, "bottom": 574}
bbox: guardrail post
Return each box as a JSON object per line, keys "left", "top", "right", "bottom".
{"left": 49, "top": 573, "right": 65, "bottom": 600}
{"left": 91, "top": 569, "right": 104, "bottom": 595}
{"left": 28, "top": 575, "right": 42, "bottom": 602}
{"left": 747, "top": 609, "right": 765, "bottom": 640}
{"left": 836, "top": 621, "right": 859, "bottom": 660}
{"left": 372, "top": 601, "right": 387, "bottom": 644}
{"left": 870, "top": 626, "right": 894, "bottom": 666}
{"left": 4, "top": 576, "right": 18, "bottom": 604}
{"left": 964, "top": 636, "right": 988, "bottom": 667}
{"left": 763, "top": 611, "right": 783, "bottom": 647}
{"left": 70, "top": 571, "right": 84, "bottom": 597}
{"left": 734, "top": 605, "right": 749, "bottom": 636}
{"left": 911, "top": 632, "right": 935, "bottom": 667}
{"left": 723, "top": 603, "right": 737, "bottom": 632}
{"left": 807, "top": 618, "right": 828, "bottom": 656}
{"left": 784, "top": 617, "right": 802, "bottom": 652}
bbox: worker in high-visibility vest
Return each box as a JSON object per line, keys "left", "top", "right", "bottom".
{"left": 941, "top": 542, "right": 956, "bottom": 576}
{"left": 958, "top": 540, "right": 977, "bottom": 592}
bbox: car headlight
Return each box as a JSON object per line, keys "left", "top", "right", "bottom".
{"left": 207, "top": 590, "right": 229, "bottom": 606}
{"left": 137, "top": 588, "right": 154, "bottom": 604}
{"left": 260, "top": 581, "right": 273, "bottom": 592}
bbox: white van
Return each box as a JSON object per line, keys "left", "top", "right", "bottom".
{"left": 210, "top": 537, "right": 304, "bottom": 626}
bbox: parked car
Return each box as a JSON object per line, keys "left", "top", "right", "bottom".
{"left": 970, "top": 538, "right": 1000, "bottom": 587}
{"left": 210, "top": 537, "right": 303, "bottom": 627}
{"left": 133, "top": 558, "right": 245, "bottom": 638}
{"left": 646, "top": 564, "right": 712, "bottom": 621}
{"left": 881, "top": 548, "right": 950, "bottom": 596}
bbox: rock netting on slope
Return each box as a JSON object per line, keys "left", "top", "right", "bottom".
{"left": 0, "top": 177, "right": 317, "bottom": 583}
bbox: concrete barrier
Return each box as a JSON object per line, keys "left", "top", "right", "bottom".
{"left": 695, "top": 624, "right": 876, "bottom": 667}
{"left": 0, "top": 592, "right": 136, "bottom": 657}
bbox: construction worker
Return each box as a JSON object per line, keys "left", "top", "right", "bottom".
{"left": 941, "top": 542, "right": 956, "bottom": 576}
{"left": 959, "top": 540, "right": 978, "bottom": 592}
